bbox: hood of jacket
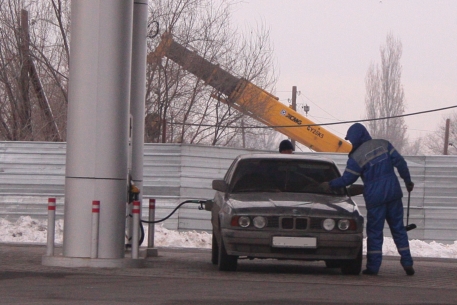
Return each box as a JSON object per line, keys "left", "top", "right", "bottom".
{"left": 345, "top": 123, "right": 372, "bottom": 151}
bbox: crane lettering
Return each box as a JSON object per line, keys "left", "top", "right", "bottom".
{"left": 307, "top": 126, "right": 324, "bottom": 138}
{"left": 285, "top": 113, "right": 302, "bottom": 125}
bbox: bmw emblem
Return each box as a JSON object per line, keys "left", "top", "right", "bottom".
{"left": 280, "top": 110, "right": 287, "bottom": 116}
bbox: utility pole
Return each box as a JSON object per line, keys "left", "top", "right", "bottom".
{"left": 162, "top": 118, "right": 167, "bottom": 143}
{"left": 291, "top": 86, "right": 297, "bottom": 149}
{"left": 443, "top": 118, "right": 450, "bottom": 155}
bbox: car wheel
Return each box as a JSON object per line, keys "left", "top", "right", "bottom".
{"left": 218, "top": 236, "right": 238, "bottom": 271}
{"left": 211, "top": 232, "right": 218, "bottom": 265}
{"left": 341, "top": 246, "right": 362, "bottom": 275}
{"left": 325, "top": 260, "right": 341, "bottom": 268}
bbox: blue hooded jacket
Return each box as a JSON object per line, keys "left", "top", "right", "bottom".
{"left": 329, "top": 123, "right": 412, "bottom": 209}
{"left": 346, "top": 123, "right": 372, "bottom": 153}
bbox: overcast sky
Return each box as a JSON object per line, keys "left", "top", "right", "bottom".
{"left": 226, "top": 0, "right": 457, "bottom": 148}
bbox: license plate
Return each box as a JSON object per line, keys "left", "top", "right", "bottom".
{"left": 272, "top": 236, "right": 317, "bottom": 248}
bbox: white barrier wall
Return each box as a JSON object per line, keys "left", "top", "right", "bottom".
{"left": 0, "top": 142, "right": 456, "bottom": 244}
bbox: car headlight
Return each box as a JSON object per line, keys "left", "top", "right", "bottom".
{"left": 322, "top": 218, "right": 335, "bottom": 231}
{"left": 253, "top": 216, "right": 267, "bottom": 229}
{"left": 338, "top": 219, "right": 350, "bottom": 231}
{"left": 238, "top": 216, "right": 251, "bottom": 228}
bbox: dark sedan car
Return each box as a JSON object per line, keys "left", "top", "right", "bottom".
{"left": 207, "top": 153, "right": 364, "bottom": 274}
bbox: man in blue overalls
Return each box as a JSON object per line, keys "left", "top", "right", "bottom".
{"left": 324, "top": 123, "right": 415, "bottom": 276}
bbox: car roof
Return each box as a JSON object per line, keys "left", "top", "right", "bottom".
{"left": 234, "top": 153, "right": 337, "bottom": 165}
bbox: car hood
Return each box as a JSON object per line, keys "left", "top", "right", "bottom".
{"left": 226, "top": 192, "right": 357, "bottom": 217}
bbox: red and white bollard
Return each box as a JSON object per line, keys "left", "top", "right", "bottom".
{"left": 91, "top": 200, "right": 100, "bottom": 259}
{"left": 132, "top": 200, "right": 141, "bottom": 259}
{"left": 46, "top": 198, "right": 56, "bottom": 256}
{"left": 148, "top": 199, "right": 156, "bottom": 248}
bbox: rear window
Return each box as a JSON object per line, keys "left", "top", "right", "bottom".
{"left": 230, "top": 159, "right": 344, "bottom": 195}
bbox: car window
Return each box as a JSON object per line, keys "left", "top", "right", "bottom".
{"left": 230, "top": 159, "right": 345, "bottom": 195}
{"left": 223, "top": 158, "right": 239, "bottom": 183}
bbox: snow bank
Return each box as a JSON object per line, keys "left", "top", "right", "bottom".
{"left": 1, "top": 216, "right": 456, "bottom": 259}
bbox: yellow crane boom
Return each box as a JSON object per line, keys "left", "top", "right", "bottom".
{"left": 148, "top": 32, "right": 351, "bottom": 153}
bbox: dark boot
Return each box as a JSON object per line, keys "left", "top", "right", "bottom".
{"left": 403, "top": 266, "right": 415, "bottom": 276}
{"left": 362, "top": 269, "right": 378, "bottom": 275}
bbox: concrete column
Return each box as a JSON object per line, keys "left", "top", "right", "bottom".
{"left": 63, "top": 0, "right": 133, "bottom": 259}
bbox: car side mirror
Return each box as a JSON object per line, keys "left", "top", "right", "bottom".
{"left": 212, "top": 179, "right": 228, "bottom": 192}
{"left": 347, "top": 184, "right": 364, "bottom": 196}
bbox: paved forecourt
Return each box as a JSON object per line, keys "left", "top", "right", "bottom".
{"left": 0, "top": 244, "right": 456, "bottom": 304}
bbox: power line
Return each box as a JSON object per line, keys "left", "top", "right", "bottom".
{"left": 315, "top": 104, "right": 457, "bottom": 127}
{"left": 170, "top": 104, "right": 457, "bottom": 129}
{"left": 298, "top": 94, "right": 343, "bottom": 122}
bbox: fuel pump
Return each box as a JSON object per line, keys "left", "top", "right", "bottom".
{"left": 125, "top": 174, "right": 145, "bottom": 248}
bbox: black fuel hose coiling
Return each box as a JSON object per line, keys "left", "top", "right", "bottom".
{"left": 140, "top": 199, "right": 208, "bottom": 224}
{"left": 127, "top": 199, "right": 209, "bottom": 247}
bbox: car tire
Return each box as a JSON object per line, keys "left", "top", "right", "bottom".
{"left": 218, "top": 237, "right": 238, "bottom": 271}
{"left": 340, "top": 246, "right": 362, "bottom": 275}
{"left": 211, "top": 232, "right": 218, "bottom": 265}
{"left": 325, "top": 260, "right": 341, "bottom": 268}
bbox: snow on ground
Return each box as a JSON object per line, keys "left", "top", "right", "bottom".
{"left": 1, "top": 216, "right": 457, "bottom": 259}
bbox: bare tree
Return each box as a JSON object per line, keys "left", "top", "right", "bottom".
{"left": 423, "top": 113, "right": 457, "bottom": 155}
{"left": 243, "top": 124, "right": 279, "bottom": 151}
{"left": 0, "top": 0, "right": 32, "bottom": 140}
{"left": 146, "top": 0, "right": 277, "bottom": 148}
{"left": 0, "top": 0, "right": 69, "bottom": 141}
{"left": 1, "top": 0, "right": 275, "bottom": 146}
{"left": 27, "top": 0, "right": 70, "bottom": 140}
{"left": 402, "top": 137, "right": 423, "bottom": 156}
{"left": 365, "top": 33, "right": 407, "bottom": 152}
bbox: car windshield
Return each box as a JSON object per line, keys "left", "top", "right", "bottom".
{"left": 230, "top": 158, "right": 345, "bottom": 195}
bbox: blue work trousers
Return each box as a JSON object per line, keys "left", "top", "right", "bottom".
{"left": 366, "top": 198, "right": 413, "bottom": 273}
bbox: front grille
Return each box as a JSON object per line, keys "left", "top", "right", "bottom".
{"left": 296, "top": 218, "right": 308, "bottom": 229}
{"left": 280, "top": 217, "right": 308, "bottom": 230}
{"left": 282, "top": 217, "right": 294, "bottom": 229}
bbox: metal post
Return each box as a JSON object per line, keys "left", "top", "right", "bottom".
{"left": 125, "top": 200, "right": 133, "bottom": 248}
{"left": 132, "top": 200, "right": 141, "bottom": 259}
{"left": 241, "top": 119, "right": 246, "bottom": 148}
{"left": 148, "top": 199, "right": 156, "bottom": 248}
{"left": 444, "top": 118, "right": 450, "bottom": 155}
{"left": 130, "top": 0, "right": 148, "bottom": 215}
{"left": 46, "top": 198, "right": 56, "bottom": 256}
{"left": 91, "top": 201, "right": 100, "bottom": 259}
{"left": 291, "top": 86, "right": 297, "bottom": 149}
{"left": 146, "top": 198, "right": 158, "bottom": 257}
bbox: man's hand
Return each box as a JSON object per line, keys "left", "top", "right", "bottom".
{"left": 318, "top": 182, "right": 331, "bottom": 192}
{"left": 406, "top": 182, "right": 414, "bottom": 193}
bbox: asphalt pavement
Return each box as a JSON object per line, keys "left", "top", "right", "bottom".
{"left": 1, "top": 243, "right": 456, "bottom": 305}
